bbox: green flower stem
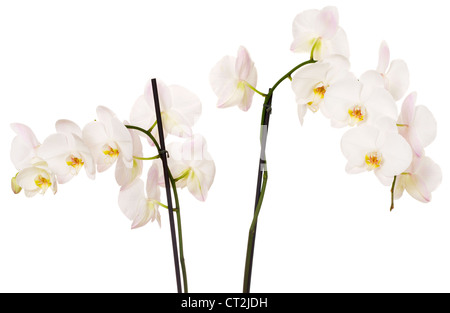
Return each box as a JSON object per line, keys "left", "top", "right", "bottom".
{"left": 133, "top": 155, "right": 160, "bottom": 161}
{"left": 245, "top": 82, "right": 268, "bottom": 97}
{"left": 125, "top": 123, "right": 188, "bottom": 293}
{"left": 390, "top": 176, "right": 397, "bottom": 212}
{"left": 243, "top": 170, "right": 268, "bottom": 293}
{"left": 174, "top": 170, "right": 190, "bottom": 183}
{"left": 243, "top": 56, "right": 317, "bottom": 293}
{"left": 149, "top": 120, "right": 157, "bottom": 132}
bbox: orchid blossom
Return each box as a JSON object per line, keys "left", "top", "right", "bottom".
{"left": 129, "top": 79, "right": 202, "bottom": 142}
{"left": 115, "top": 126, "right": 144, "bottom": 187}
{"left": 397, "top": 92, "right": 437, "bottom": 157}
{"left": 162, "top": 135, "right": 216, "bottom": 202}
{"left": 374, "top": 41, "right": 409, "bottom": 101}
{"left": 322, "top": 74, "right": 398, "bottom": 128}
{"left": 290, "top": 6, "right": 349, "bottom": 60}
{"left": 118, "top": 163, "right": 162, "bottom": 229}
{"left": 394, "top": 155, "right": 442, "bottom": 203}
{"left": 38, "top": 120, "right": 95, "bottom": 184}
{"left": 209, "top": 46, "right": 258, "bottom": 111}
{"left": 341, "top": 120, "right": 413, "bottom": 185}
{"left": 291, "top": 54, "right": 351, "bottom": 124}
{"left": 82, "top": 106, "right": 133, "bottom": 173}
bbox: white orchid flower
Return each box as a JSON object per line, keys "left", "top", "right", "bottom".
{"left": 118, "top": 163, "right": 162, "bottom": 229}
{"left": 375, "top": 41, "right": 409, "bottom": 101}
{"left": 397, "top": 92, "right": 437, "bottom": 158}
{"left": 163, "top": 135, "right": 216, "bottom": 202}
{"left": 82, "top": 106, "right": 133, "bottom": 173}
{"left": 394, "top": 155, "right": 442, "bottom": 203}
{"left": 322, "top": 74, "right": 398, "bottom": 128}
{"left": 290, "top": 6, "right": 349, "bottom": 60}
{"left": 10, "top": 123, "right": 57, "bottom": 196}
{"left": 38, "top": 119, "right": 95, "bottom": 184}
{"left": 10, "top": 123, "right": 40, "bottom": 171}
{"left": 129, "top": 79, "right": 202, "bottom": 142}
{"left": 15, "top": 158, "right": 58, "bottom": 197}
{"left": 115, "top": 125, "right": 143, "bottom": 187}
{"left": 341, "top": 120, "right": 413, "bottom": 186}
{"left": 209, "top": 46, "right": 258, "bottom": 111}
{"left": 291, "top": 55, "right": 351, "bottom": 124}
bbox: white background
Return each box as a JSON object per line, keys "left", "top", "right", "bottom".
{"left": 1, "top": 0, "right": 449, "bottom": 293}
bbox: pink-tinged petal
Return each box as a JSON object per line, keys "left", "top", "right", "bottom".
{"left": 291, "top": 9, "right": 320, "bottom": 52}
{"left": 10, "top": 123, "right": 40, "bottom": 149}
{"left": 385, "top": 59, "right": 409, "bottom": 101}
{"left": 235, "top": 46, "right": 254, "bottom": 80}
{"left": 405, "top": 174, "right": 431, "bottom": 203}
{"left": 314, "top": 6, "right": 339, "bottom": 39}
{"left": 376, "top": 41, "right": 390, "bottom": 73}
{"left": 10, "top": 123, "right": 40, "bottom": 170}
{"left": 412, "top": 156, "right": 442, "bottom": 202}
{"left": 55, "top": 119, "right": 82, "bottom": 138}
{"left": 146, "top": 163, "right": 161, "bottom": 202}
{"left": 413, "top": 105, "right": 437, "bottom": 150}
{"left": 118, "top": 179, "right": 146, "bottom": 224}
{"left": 378, "top": 134, "right": 412, "bottom": 178}
{"left": 109, "top": 118, "right": 133, "bottom": 168}
{"left": 209, "top": 55, "right": 239, "bottom": 108}
{"left": 398, "top": 92, "right": 417, "bottom": 125}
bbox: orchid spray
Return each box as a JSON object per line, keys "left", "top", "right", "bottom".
{"left": 10, "top": 78, "right": 215, "bottom": 293}
{"left": 210, "top": 6, "right": 441, "bottom": 293}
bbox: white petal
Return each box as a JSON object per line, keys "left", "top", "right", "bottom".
{"left": 341, "top": 126, "right": 378, "bottom": 173}
{"left": 144, "top": 78, "right": 172, "bottom": 112}
{"left": 118, "top": 179, "right": 146, "bottom": 224}
{"left": 363, "top": 87, "right": 398, "bottom": 125}
{"left": 10, "top": 123, "right": 40, "bottom": 170}
{"left": 146, "top": 163, "right": 161, "bottom": 202}
{"left": 322, "top": 76, "right": 361, "bottom": 126}
{"left": 129, "top": 95, "right": 155, "bottom": 131}
{"left": 291, "top": 62, "right": 329, "bottom": 102}
{"left": 235, "top": 46, "right": 254, "bottom": 80}
{"left": 291, "top": 9, "right": 320, "bottom": 53}
{"left": 398, "top": 92, "right": 417, "bottom": 125}
{"left": 327, "top": 27, "right": 350, "bottom": 58}
{"left": 413, "top": 105, "right": 437, "bottom": 150}
{"left": 386, "top": 59, "right": 409, "bottom": 101}
{"left": 378, "top": 134, "right": 412, "bottom": 178}
{"left": 314, "top": 6, "right": 339, "bottom": 39}
{"left": 38, "top": 133, "right": 71, "bottom": 180}
{"left": 55, "top": 119, "right": 82, "bottom": 138}
{"left": 408, "top": 156, "right": 442, "bottom": 202}
{"left": 376, "top": 41, "right": 390, "bottom": 73}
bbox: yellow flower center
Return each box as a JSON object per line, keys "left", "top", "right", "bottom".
{"left": 103, "top": 145, "right": 119, "bottom": 159}
{"left": 307, "top": 84, "right": 327, "bottom": 113}
{"left": 365, "top": 152, "right": 382, "bottom": 170}
{"left": 313, "top": 86, "right": 326, "bottom": 99}
{"left": 34, "top": 174, "right": 52, "bottom": 190}
{"left": 66, "top": 155, "right": 84, "bottom": 174}
{"left": 348, "top": 105, "right": 366, "bottom": 126}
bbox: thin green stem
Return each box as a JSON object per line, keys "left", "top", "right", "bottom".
{"left": 243, "top": 170, "right": 268, "bottom": 293}
{"left": 133, "top": 155, "right": 160, "bottom": 161}
{"left": 149, "top": 120, "right": 157, "bottom": 133}
{"left": 390, "top": 176, "right": 397, "bottom": 212}
{"left": 245, "top": 82, "right": 268, "bottom": 97}
{"left": 125, "top": 124, "right": 188, "bottom": 292}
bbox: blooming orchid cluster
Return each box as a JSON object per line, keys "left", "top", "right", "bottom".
{"left": 210, "top": 6, "right": 441, "bottom": 208}
{"left": 11, "top": 78, "right": 215, "bottom": 229}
